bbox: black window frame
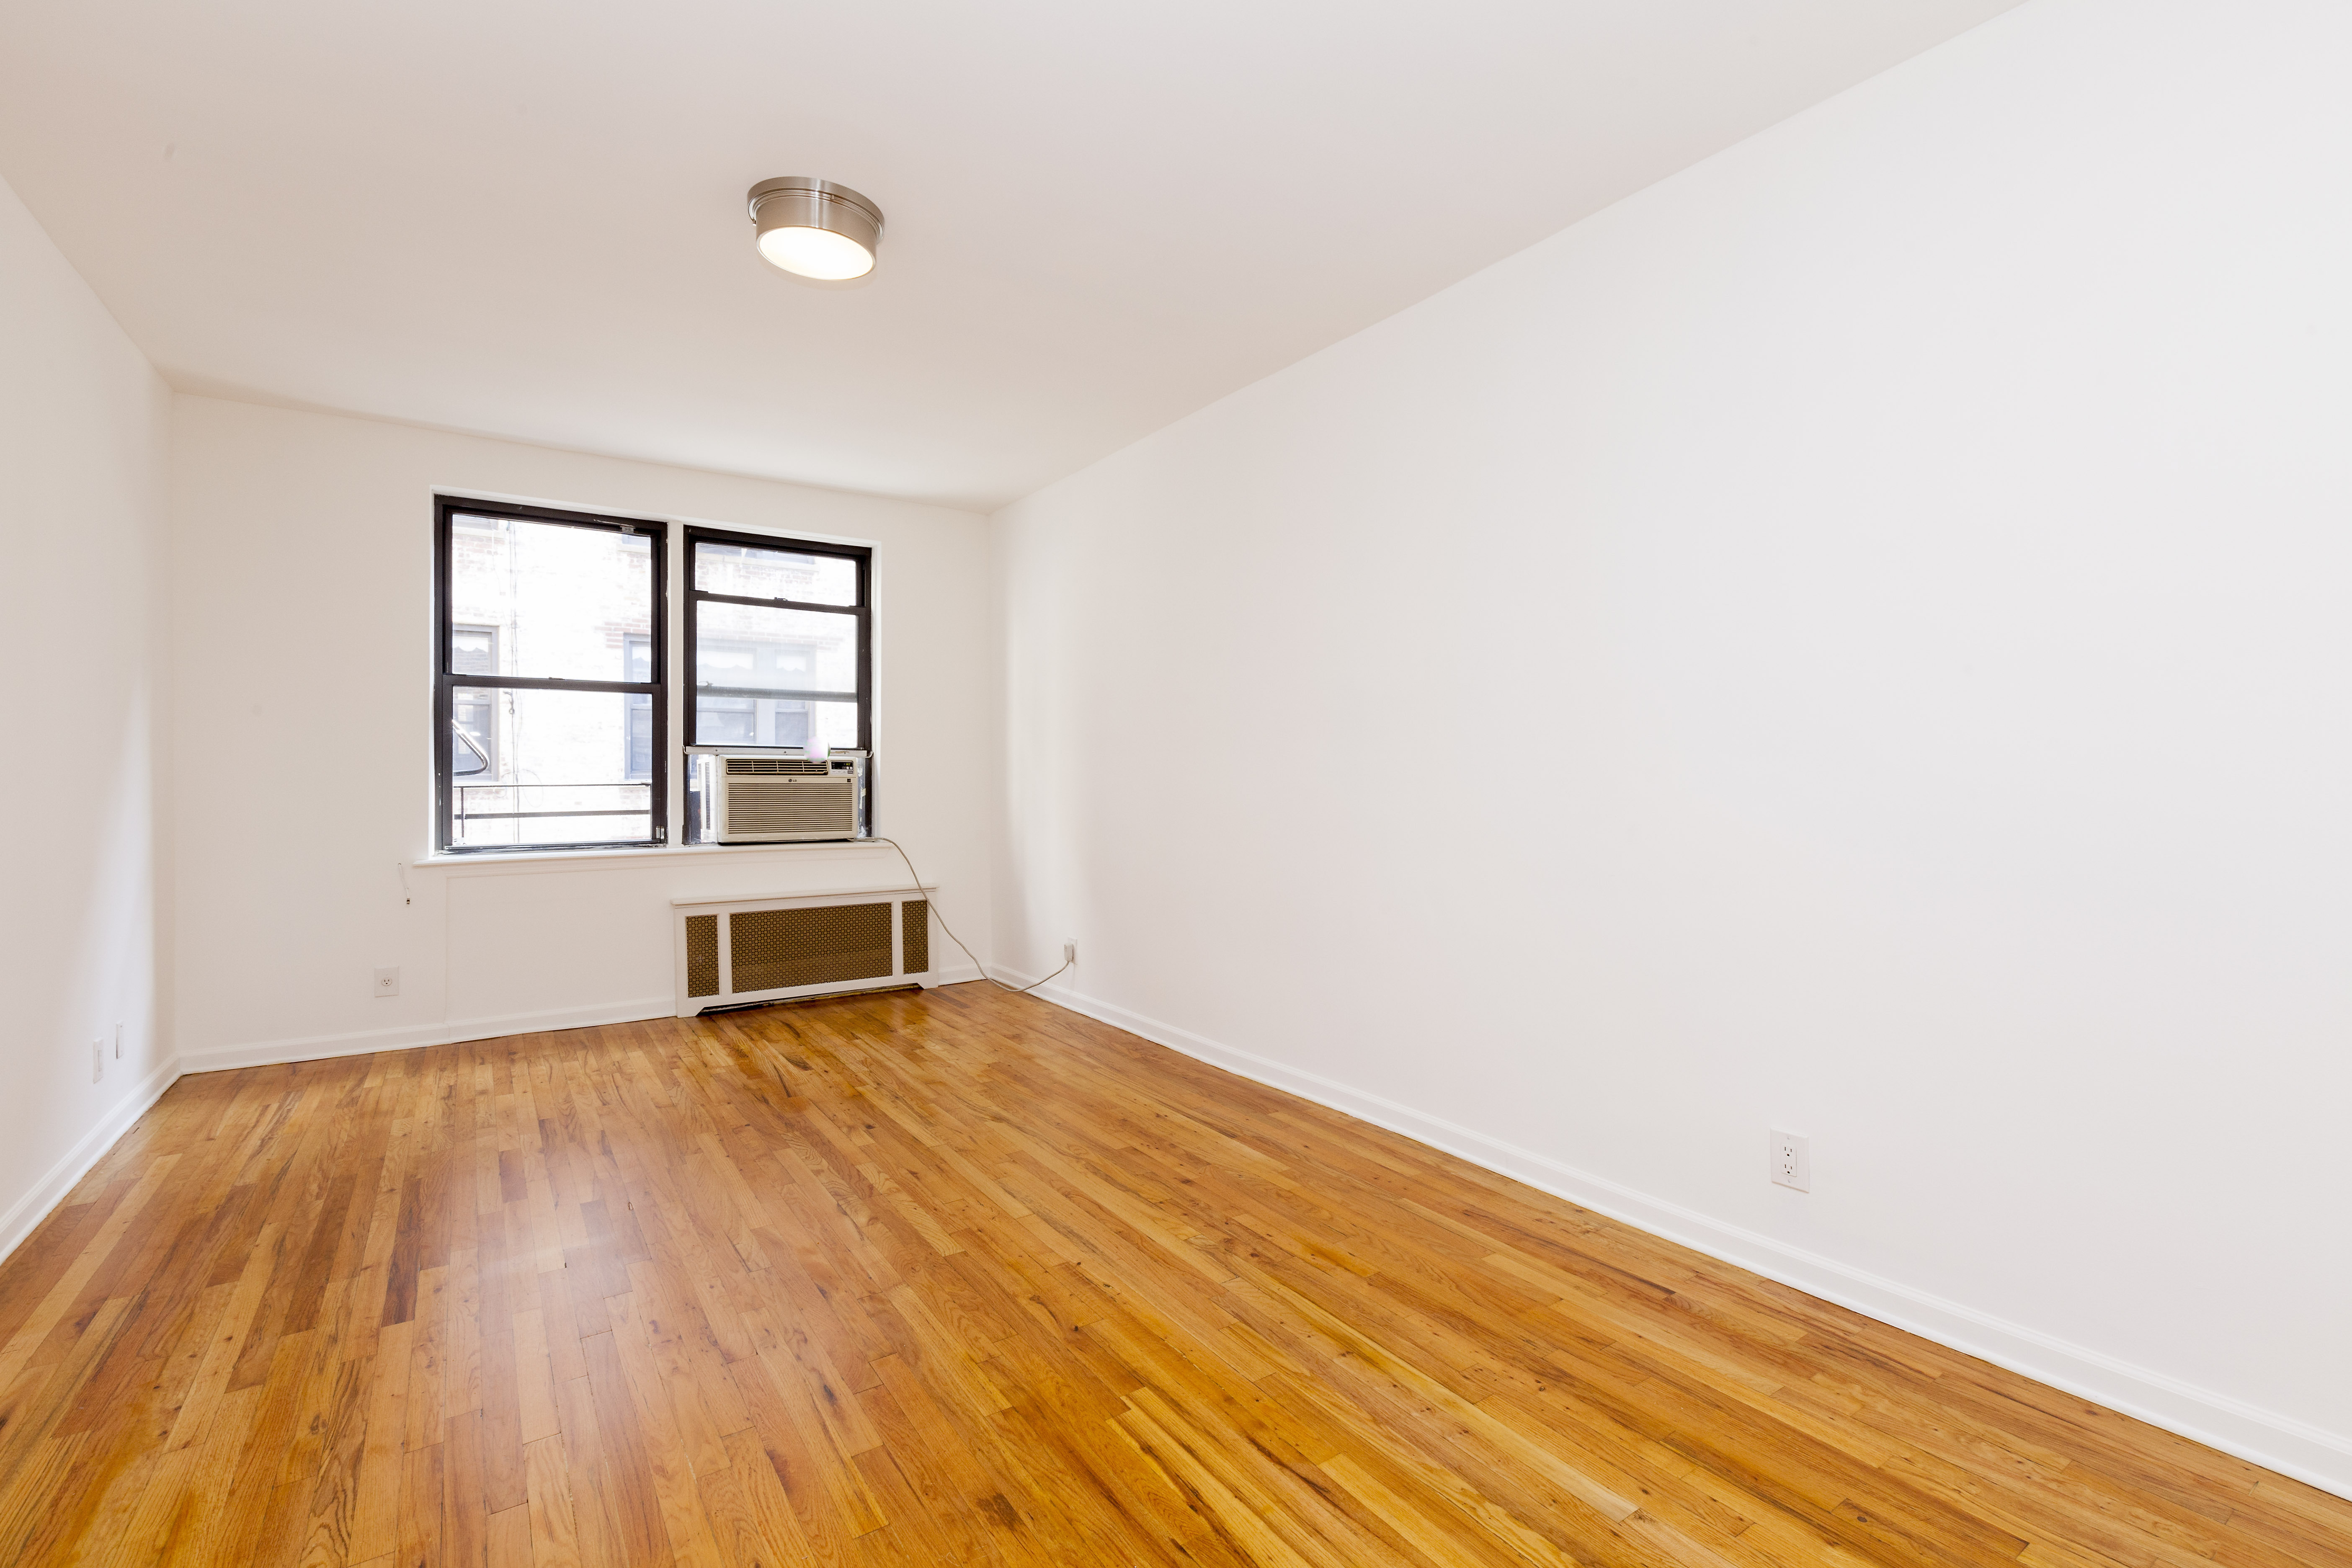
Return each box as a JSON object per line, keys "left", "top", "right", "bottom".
{"left": 683, "top": 526, "right": 872, "bottom": 756}
{"left": 434, "top": 496, "right": 668, "bottom": 854}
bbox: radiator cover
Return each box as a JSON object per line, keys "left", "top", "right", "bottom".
{"left": 673, "top": 884, "right": 936, "bottom": 1014}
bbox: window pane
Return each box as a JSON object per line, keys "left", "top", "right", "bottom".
{"left": 693, "top": 696, "right": 859, "bottom": 750}
{"left": 695, "top": 603, "right": 858, "bottom": 695}
{"left": 448, "top": 685, "right": 653, "bottom": 846}
{"left": 449, "top": 514, "right": 654, "bottom": 681}
{"left": 694, "top": 540, "right": 856, "bottom": 605}
{"left": 812, "top": 699, "right": 858, "bottom": 749}
{"left": 452, "top": 786, "right": 650, "bottom": 848}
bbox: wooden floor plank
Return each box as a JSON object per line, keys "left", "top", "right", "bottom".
{"left": 0, "top": 983, "right": 2339, "bottom": 1566}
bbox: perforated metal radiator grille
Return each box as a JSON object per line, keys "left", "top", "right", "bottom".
{"left": 685, "top": 914, "right": 720, "bottom": 997}
{"left": 902, "top": 900, "right": 928, "bottom": 974}
{"left": 729, "top": 902, "right": 893, "bottom": 993}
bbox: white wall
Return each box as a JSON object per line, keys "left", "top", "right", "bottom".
{"left": 0, "top": 174, "right": 173, "bottom": 1252}
{"left": 171, "top": 397, "right": 993, "bottom": 1069}
{"left": 991, "top": 0, "right": 2352, "bottom": 1496}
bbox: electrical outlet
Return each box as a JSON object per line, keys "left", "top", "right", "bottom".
{"left": 1063, "top": 939, "right": 1077, "bottom": 966}
{"left": 93, "top": 1041, "right": 104, "bottom": 1084}
{"left": 1769, "top": 1129, "right": 1810, "bottom": 1192}
{"left": 374, "top": 966, "right": 400, "bottom": 998}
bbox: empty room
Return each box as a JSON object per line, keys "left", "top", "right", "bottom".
{"left": 3, "top": 0, "right": 2349, "bottom": 1563}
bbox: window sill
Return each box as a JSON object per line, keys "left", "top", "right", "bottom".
{"left": 417, "top": 841, "right": 896, "bottom": 872}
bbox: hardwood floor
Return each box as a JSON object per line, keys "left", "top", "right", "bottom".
{"left": 0, "top": 984, "right": 2343, "bottom": 1568}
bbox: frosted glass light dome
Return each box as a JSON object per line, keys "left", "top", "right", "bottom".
{"left": 756, "top": 224, "right": 874, "bottom": 281}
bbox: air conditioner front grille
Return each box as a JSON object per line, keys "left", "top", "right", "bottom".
{"left": 722, "top": 776, "right": 854, "bottom": 839}
{"left": 725, "top": 756, "right": 830, "bottom": 777}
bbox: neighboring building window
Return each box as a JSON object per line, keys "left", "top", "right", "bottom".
{"left": 451, "top": 691, "right": 498, "bottom": 779}
{"left": 698, "top": 693, "right": 758, "bottom": 746}
{"left": 684, "top": 529, "right": 870, "bottom": 756}
{"left": 450, "top": 626, "right": 499, "bottom": 777}
{"left": 435, "top": 499, "right": 665, "bottom": 851}
{"left": 451, "top": 625, "right": 498, "bottom": 674}
{"left": 623, "top": 634, "right": 654, "bottom": 781}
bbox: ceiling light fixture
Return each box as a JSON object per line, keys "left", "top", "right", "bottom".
{"left": 748, "top": 177, "right": 884, "bottom": 282}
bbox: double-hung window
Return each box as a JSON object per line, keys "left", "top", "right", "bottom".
{"left": 684, "top": 528, "right": 870, "bottom": 754}
{"left": 434, "top": 498, "right": 666, "bottom": 852}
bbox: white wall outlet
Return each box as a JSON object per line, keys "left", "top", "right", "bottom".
{"left": 374, "top": 966, "right": 400, "bottom": 998}
{"left": 1063, "top": 939, "right": 1077, "bottom": 965}
{"left": 93, "top": 1041, "right": 104, "bottom": 1083}
{"left": 1770, "top": 1129, "right": 1810, "bottom": 1192}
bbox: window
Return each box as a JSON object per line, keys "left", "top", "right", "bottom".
{"left": 684, "top": 529, "right": 870, "bottom": 756}
{"left": 451, "top": 625, "right": 498, "bottom": 674}
{"left": 435, "top": 499, "right": 665, "bottom": 852}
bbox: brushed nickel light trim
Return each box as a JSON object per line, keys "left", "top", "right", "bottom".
{"left": 748, "top": 177, "right": 884, "bottom": 281}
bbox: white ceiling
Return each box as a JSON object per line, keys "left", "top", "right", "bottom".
{"left": 0, "top": 0, "right": 2023, "bottom": 511}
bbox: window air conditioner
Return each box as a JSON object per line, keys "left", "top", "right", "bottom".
{"left": 690, "top": 749, "right": 868, "bottom": 843}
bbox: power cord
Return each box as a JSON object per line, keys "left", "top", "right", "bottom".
{"left": 869, "top": 837, "right": 1072, "bottom": 995}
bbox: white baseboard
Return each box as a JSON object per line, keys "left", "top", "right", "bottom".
{"left": 0, "top": 1056, "right": 182, "bottom": 1266}
{"left": 177, "top": 969, "right": 985, "bottom": 1080}
{"left": 177, "top": 995, "right": 679, "bottom": 1076}
{"left": 998, "top": 967, "right": 2352, "bottom": 1504}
